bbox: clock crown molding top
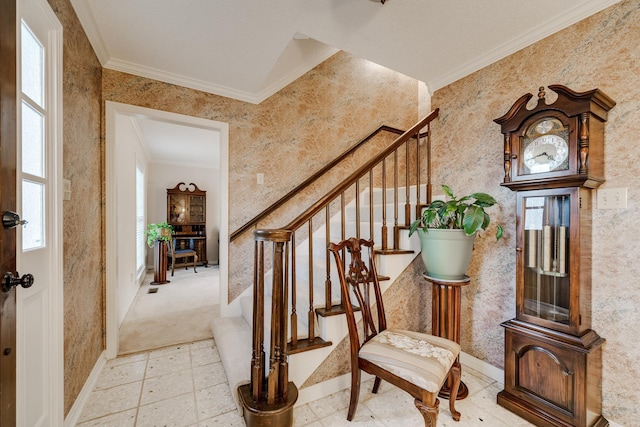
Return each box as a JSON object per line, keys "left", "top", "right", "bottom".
{"left": 494, "top": 85, "right": 616, "bottom": 132}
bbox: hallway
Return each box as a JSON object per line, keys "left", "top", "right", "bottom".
{"left": 118, "top": 267, "right": 219, "bottom": 354}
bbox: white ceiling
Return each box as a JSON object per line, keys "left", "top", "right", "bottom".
{"left": 74, "top": 0, "right": 620, "bottom": 165}
{"left": 134, "top": 116, "right": 220, "bottom": 169}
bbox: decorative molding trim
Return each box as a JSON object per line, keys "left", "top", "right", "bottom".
{"left": 103, "top": 45, "right": 338, "bottom": 104}
{"left": 104, "top": 101, "right": 230, "bottom": 358}
{"left": 68, "top": 0, "right": 110, "bottom": 65}
{"left": 427, "top": 0, "right": 622, "bottom": 93}
{"left": 63, "top": 351, "right": 107, "bottom": 427}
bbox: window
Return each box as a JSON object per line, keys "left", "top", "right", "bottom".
{"left": 136, "top": 163, "right": 145, "bottom": 276}
{"left": 21, "top": 21, "right": 46, "bottom": 251}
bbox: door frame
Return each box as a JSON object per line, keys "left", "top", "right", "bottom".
{"left": 104, "top": 101, "right": 229, "bottom": 358}
{"left": 0, "top": 0, "right": 18, "bottom": 424}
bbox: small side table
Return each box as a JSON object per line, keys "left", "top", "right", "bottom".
{"left": 423, "top": 273, "right": 470, "bottom": 400}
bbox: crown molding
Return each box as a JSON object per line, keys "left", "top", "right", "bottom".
{"left": 427, "top": 0, "right": 622, "bottom": 94}
{"left": 104, "top": 46, "right": 338, "bottom": 105}
{"left": 69, "top": 0, "right": 110, "bottom": 65}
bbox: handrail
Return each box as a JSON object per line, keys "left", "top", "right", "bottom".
{"left": 285, "top": 108, "right": 438, "bottom": 231}
{"left": 229, "top": 124, "right": 414, "bottom": 242}
{"left": 248, "top": 109, "right": 439, "bottom": 360}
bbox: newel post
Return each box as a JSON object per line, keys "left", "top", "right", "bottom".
{"left": 238, "top": 229, "right": 298, "bottom": 426}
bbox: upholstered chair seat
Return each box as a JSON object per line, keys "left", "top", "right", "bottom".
{"left": 359, "top": 329, "right": 461, "bottom": 393}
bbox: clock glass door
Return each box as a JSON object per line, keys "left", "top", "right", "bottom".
{"left": 521, "top": 192, "right": 571, "bottom": 325}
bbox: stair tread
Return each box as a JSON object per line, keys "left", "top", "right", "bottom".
{"left": 287, "top": 337, "right": 332, "bottom": 355}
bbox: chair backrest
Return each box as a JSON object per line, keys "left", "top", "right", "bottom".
{"left": 328, "top": 238, "right": 387, "bottom": 354}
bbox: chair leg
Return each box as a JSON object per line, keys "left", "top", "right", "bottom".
{"left": 448, "top": 362, "right": 461, "bottom": 421}
{"left": 415, "top": 396, "right": 439, "bottom": 427}
{"left": 346, "top": 367, "right": 361, "bottom": 421}
{"left": 372, "top": 377, "right": 382, "bottom": 394}
{"left": 193, "top": 255, "right": 198, "bottom": 273}
{"left": 171, "top": 256, "right": 175, "bottom": 276}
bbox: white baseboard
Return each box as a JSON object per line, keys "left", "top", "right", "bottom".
{"left": 459, "top": 352, "right": 504, "bottom": 384}
{"left": 64, "top": 351, "right": 107, "bottom": 426}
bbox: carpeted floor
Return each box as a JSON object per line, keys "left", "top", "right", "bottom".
{"left": 118, "top": 265, "right": 219, "bottom": 355}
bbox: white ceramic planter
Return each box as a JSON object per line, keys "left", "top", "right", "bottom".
{"left": 418, "top": 228, "right": 476, "bottom": 280}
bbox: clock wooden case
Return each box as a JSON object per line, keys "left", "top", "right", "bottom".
{"left": 494, "top": 85, "right": 615, "bottom": 427}
{"left": 496, "top": 85, "right": 615, "bottom": 191}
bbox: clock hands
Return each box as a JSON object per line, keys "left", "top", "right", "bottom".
{"left": 533, "top": 151, "right": 555, "bottom": 161}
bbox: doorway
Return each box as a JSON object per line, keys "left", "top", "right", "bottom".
{"left": 105, "top": 101, "right": 229, "bottom": 359}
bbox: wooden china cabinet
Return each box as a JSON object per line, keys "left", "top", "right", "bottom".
{"left": 167, "top": 182, "right": 208, "bottom": 266}
{"left": 494, "top": 85, "right": 615, "bottom": 427}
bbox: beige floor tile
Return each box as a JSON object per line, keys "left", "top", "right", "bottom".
{"left": 191, "top": 345, "right": 221, "bottom": 367}
{"left": 320, "top": 404, "right": 383, "bottom": 426}
{"left": 293, "top": 403, "right": 319, "bottom": 426}
{"left": 141, "top": 369, "right": 194, "bottom": 405}
{"left": 95, "top": 360, "right": 147, "bottom": 390}
{"left": 76, "top": 409, "right": 137, "bottom": 427}
{"left": 106, "top": 352, "right": 148, "bottom": 368}
{"left": 307, "top": 388, "right": 351, "bottom": 419}
{"left": 146, "top": 350, "right": 192, "bottom": 378}
{"left": 198, "top": 409, "right": 246, "bottom": 426}
{"left": 195, "top": 383, "right": 237, "bottom": 420}
{"left": 193, "top": 361, "right": 228, "bottom": 390}
{"left": 136, "top": 393, "right": 198, "bottom": 427}
{"left": 78, "top": 381, "right": 142, "bottom": 423}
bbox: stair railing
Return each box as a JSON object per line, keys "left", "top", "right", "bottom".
{"left": 242, "top": 110, "right": 437, "bottom": 422}
{"left": 230, "top": 124, "right": 411, "bottom": 242}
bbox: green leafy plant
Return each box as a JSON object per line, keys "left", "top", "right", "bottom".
{"left": 409, "top": 184, "right": 503, "bottom": 240}
{"left": 146, "top": 222, "right": 174, "bottom": 247}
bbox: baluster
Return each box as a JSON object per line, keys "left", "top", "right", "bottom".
{"left": 290, "top": 233, "right": 298, "bottom": 346}
{"left": 369, "top": 169, "right": 374, "bottom": 242}
{"left": 404, "top": 137, "right": 411, "bottom": 226}
{"left": 381, "top": 158, "right": 388, "bottom": 250}
{"left": 426, "top": 121, "right": 432, "bottom": 204}
{"left": 393, "top": 149, "right": 399, "bottom": 249}
{"left": 340, "top": 193, "right": 347, "bottom": 308}
{"left": 251, "top": 240, "right": 265, "bottom": 401}
{"left": 355, "top": 180, "right": 361, "bottom": 240}
{"left": 308, "top": 220, "right": 315, "bottom": 341}
{"left": 416, "top": 133, "right": 422, "bottom": 221}
{"left": 325, "top": 206, "right": 331, "bottom": 311}
{"left": 279, "top": 240, "right": 290, "bottom": 397}
{"left": 268, "top": 240, "right": 282, "bottom": 404}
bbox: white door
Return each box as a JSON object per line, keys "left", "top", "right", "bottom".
{"left": 16, "top": 0, "right": 63, "bottom": 425}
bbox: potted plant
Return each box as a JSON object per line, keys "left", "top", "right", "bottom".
{"left": 146, "top": 222, "right": 174, "bottom": 284}
{"left": 146, "top": 222, "right": 174, "bottom": 248}
{"left": 409, "top": 184, "right": 503, "bottom": 280}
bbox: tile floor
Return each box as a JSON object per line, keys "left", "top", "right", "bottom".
{"left": 78, "top": 338, "right": 534, "bottom": 427}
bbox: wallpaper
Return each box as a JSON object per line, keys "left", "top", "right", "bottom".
{"left": 430, "top": 1, "right": 640, "bottom": 424}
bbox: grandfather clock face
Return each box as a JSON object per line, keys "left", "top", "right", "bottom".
{"left": 520, "top": 118, "right": 570, "bottom": 175}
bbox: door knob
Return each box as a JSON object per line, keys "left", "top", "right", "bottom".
{"left": 2, "top": 272, "right": 34, "bottom": 293}
{"left": 2, "top": 211, "right": 28, "bottom": 229}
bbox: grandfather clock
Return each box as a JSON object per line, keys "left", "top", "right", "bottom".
{"left": 494, "top": 85, "right": 615, "bottom": 427}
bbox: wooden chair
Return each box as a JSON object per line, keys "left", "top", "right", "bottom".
{"left": 168, "top": 238, "right": 198, "bottom": 276}
{"left": 328, "top": 237, "right": 461, "bottom": 426}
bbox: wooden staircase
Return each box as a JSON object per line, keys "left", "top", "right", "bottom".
{"left": 213, "top": 111, "right": 439, "bottom": 422}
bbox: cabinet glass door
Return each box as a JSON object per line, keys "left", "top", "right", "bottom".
{"left": 189, "top": 196, "right": 205, "bottom": 223}
{"left": 521, "top": 193, "right": 571, "bottom": 325}
{"left": 169, "top": 194, "right": 187, "bottom": 223}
